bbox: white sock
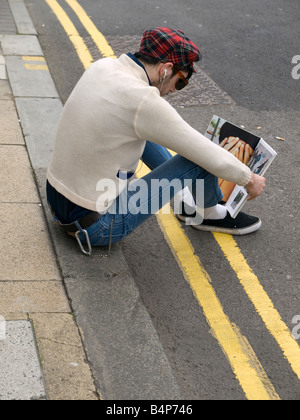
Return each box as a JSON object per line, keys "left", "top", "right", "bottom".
{"left": 177, "top": 186, "right": 195, "bottom": 208}
{"left": 204, "top": 204, "right": 227, "bottom": 220}
{"left": 176, "top": 189, "right": 227, "bottom": 221}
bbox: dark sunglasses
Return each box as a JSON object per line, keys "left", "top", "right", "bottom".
{"left": 175, "top": 71, "right": 190, "bottom": 91}
{"left": 175, "top": 65, "right": 194, "bottom": 91}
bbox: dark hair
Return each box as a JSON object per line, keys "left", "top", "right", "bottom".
{"left": 134, "top": 52, "right": 193, "bottom": 80}
{"left": 172, "top": 63, "right": 193, "bottom": 80}
{"left": 134, "top": 52, "right": 161, "bottom": 66}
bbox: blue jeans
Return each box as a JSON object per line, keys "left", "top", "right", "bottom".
{"left": 77, "top": 142, "right": 223, "bottom": 247}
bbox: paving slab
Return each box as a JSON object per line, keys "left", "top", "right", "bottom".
{"left": 8, "top": 0, "right": 37, "bottom": 35}
{"left": 1, "top": 313, "right": 28, "bottom": 321}
{"left": 0, "top": 98, "right": 24, "bottom": 144}
{"left": 0, "top": 281, "right": 69, "bottom": 313}
{"left": 15, "top": 97, "right": 62, "bottom": 169}
{"left": 0, "top": 0, "right": 16, "bottom": 34}
{"left": 0, "top": 145, "right": 39, "bottom": 202}
{"left": 0, "top": 79, "right": 13, "bottom": 100}
{"left": 0, "top": 34, "right": 42, "bottom": 55}
{"left": 31, "top": 313, "right": 98, "bottom": 400}
{"left": 0, "top": 55, "right": 6, "bottom": 79}
{"left": 0, "top": 320, "right": 46, "bottom": 400}
{"left": 0, "top": 203, "right": 60, "bottom": 281}
{"left": 0, "top": 67, "right": 7, "bottom": 80}
{"left": 0, "top": 316, "right": 5, "bottom": 341}
{"left": 5, "top": 55, "right": 59, "bottom": 98}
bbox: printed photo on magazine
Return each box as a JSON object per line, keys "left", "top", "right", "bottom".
{"left": 205, "top": 115, "right": 277, "bottom": 218}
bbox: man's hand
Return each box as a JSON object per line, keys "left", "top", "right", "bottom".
{"left": 245, "top": 172, "right": 266, "bottom": 201}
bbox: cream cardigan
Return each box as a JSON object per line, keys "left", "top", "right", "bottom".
{"left": 47, "top": 54, "right": 251, "bottom": 212}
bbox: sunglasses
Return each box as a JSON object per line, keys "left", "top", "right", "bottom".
{"left": 175, "top": 71, "right": 190, "bottom": 91}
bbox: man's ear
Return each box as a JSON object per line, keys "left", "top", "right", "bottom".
{"left": 160, "top": 62, "right": 174, "bottom": 79}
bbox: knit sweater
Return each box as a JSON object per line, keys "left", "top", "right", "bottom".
{"left": 47, "top": 54, "right": 252, "bottom": 213}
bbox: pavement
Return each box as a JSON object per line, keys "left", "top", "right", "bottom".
{"left": 0, "top": 0, "right": 183, "bottom": 400}
{"left": 0, "top": 0, "right": 100, "bottom": 400}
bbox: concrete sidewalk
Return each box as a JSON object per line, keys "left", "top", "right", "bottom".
{"left": 0, "top": 0, "right": 98, "bottom": 400}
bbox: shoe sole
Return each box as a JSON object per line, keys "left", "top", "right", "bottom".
{"left": 176, "top": 214, "right": 194, "bottom": 222}
{"left": 176, "top": 214, "right": 262, "bottom": 235}
{"left": 191, "top": 218, "right": 262, "bottom": 235}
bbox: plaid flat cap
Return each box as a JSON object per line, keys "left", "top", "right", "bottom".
{"left": 139, "top": 27, "right": 202, "bottom": 72}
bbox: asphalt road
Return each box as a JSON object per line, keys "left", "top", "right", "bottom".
{"left": 25, "top": 0, "right": 300, "bottom": 400}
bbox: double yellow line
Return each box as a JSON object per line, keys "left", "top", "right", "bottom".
{"left": 45, "top": 0, "right": 300, "bottom": 400}
{"left": 46, "top": 0, "right": 115, "bottom": 67}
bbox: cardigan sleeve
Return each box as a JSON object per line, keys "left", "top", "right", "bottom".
{"left": 134, "top": 90, "right": 252, "bottom": 187}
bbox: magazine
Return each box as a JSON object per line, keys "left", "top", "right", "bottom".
{"left": 205, "top": 115, "right": 277, "bottom": 218}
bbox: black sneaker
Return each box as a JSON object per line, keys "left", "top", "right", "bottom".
{"left": 192, "top": 211, "right": 262, "bottom": 235}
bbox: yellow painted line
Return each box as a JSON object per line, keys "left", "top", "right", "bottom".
{"left": 138, "top": 164, "right": 279, "bottom": 400}
{"left": 213, "top": 232, "right": 300, "bottom": 380}
{"left": 22, "top": 56, "right": 46, "bottom": 62}
{"left": 45, "top": 0, "right": 93, "bottom": 70}
{"left": 46, "top": 1, "right": 280, "bottom": 399}
{"left": 22, "top": 56, "right": 48, "bottom": 70}
{"left": 65, "top": 0, "right": 116, "bottom": 59}
{"left": 156, "top": 206, "right": 279, "bottom": 400}
{"left": 231, "top": 322, "right": 280, "bottom": 399}
{"left": 24, "top": 64, "right": 49, "bottom": 70}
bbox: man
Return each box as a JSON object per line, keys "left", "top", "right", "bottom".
{"left": 47, "top": 27, "right": 265, "bottom": 254}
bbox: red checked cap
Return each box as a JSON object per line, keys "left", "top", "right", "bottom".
{"left": 139, "top": 27, "right": 202, "bottom": 72}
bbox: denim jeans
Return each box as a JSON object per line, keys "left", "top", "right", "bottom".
{"left": 77, "top": 141, "right": 223, "bottom": 247}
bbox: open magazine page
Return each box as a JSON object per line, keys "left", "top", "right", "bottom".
{"left": 225, "top": 139, "right": 277, "bottom": 217}
{"left": 225, "top": 185, "right": 248, "bottom": 218}
{"left": 247, "top": 138, "right": 277, "bottom": 176}
{"left": 205, "top": 116, "right": 277, "bottom": 218}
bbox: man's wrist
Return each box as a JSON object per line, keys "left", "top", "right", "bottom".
{"left": 245, "top": 172, "right": 254, "bottom": 189}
